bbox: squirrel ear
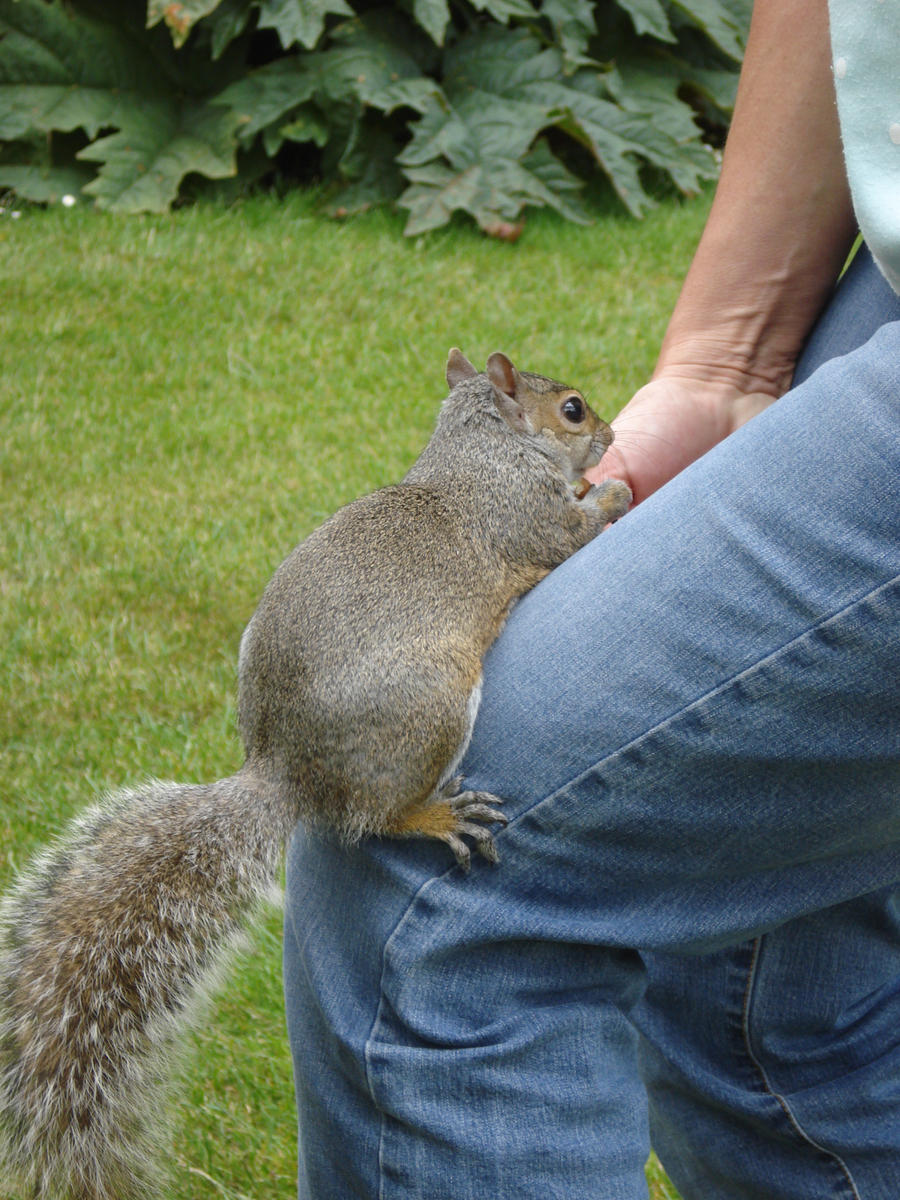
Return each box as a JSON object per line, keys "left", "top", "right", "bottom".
{"left": 486, "top": 351, "right": 532, "bottom": 433}
{"left": 485, "top": 351, "right": 517, "bottom": 398}
{"left": 446, "top": 348, "right": 477, "bottom": 388}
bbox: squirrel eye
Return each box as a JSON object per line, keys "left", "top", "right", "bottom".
{"left": 561, "top": 396, "right": 586, "bottom": 424}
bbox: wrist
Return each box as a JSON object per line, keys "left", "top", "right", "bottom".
{"left": 653, "top": 231, "right": 855, "bottom": 402}
{"left": 652, "top": 331, "right": 795, "bottom": 407}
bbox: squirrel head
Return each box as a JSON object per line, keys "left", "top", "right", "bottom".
{"left": 446, "top": 348, "right": 613, "bottom": 483}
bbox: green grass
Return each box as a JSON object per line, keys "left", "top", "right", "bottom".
{"left": 0, "top": 187, "right": 709, "bottom": 1199}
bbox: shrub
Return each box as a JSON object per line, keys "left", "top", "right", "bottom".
{"left": 0, "top": 0, "right": 749, "bottom": 232}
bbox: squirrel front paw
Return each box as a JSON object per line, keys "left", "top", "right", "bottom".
{"left": 581, "top": 479, "right": 632, "bottom": 523}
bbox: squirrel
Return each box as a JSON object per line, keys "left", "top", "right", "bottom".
{"left": 0, "top": 349, "right": 631, "bottom": 1200}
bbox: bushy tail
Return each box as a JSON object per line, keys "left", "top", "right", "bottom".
{"left": 0, "top": 772, "right": 295, "bottom": 1200}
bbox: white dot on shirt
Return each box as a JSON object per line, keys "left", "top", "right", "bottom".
{"left": 834, "top": 57, "right": 847, "bottom": 79}
{"left": 890, "top": 123, "right": 900, "bottom": 146}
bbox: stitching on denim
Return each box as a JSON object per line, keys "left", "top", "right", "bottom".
{"left": 514, "top": 572, "right": 900, "bottom": 825}
{"left": 740, "top": 936, "right": 862, "bottom": 1200}
{"left": 363, "top": 867, "right": 456, "bottom": 1200}
{"left": 362, "top": 986, "right": 389, "bottom": 1200}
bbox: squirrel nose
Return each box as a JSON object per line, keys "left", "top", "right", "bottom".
{"left": 592, "top": 426, "right": 614, "bottom": 456}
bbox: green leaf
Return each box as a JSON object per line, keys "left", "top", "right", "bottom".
{"left": 540, "top": 0, "right": 600, "bottom": 69}
{"left": 0, "top": 161, "right": 93, "bottom": 203}
{"left": 279, "top": 106, "right": 329, "bottom": 147}
{"left": 718, "top": 0, "right": 753, "bottom": 28}
{"left": 221, "top": 8, "right": 431, "bottom": 135}
{"left": 670, "top": 0, "right": 747, "bottom": 61}
{"left": 219, "top": 22, "right": 433, "bottom": 151}
{"left": 314, "top": 10, "right": 432, "bottom": 107}
{"left": 0, "top": 81, "right": 112, "bottom": 142}
{"left": 205, "top": 0, "right": 255, "bottom": 59}
{"left": 377, "top": 77, "right": 443, "bottom": 116}
{"left": 0, "top": 0, "right": 744, "bottom": 231}
{"left": 451, "top": 89, "right": 547, "bottom": 163}
{"left": 616, "top": 0, "right": 676, "bottom": 43}
{"left": 0, "top": 0, "right": 243, "bottom": 211}
{"left": 257, "top": 0, "right": 353, "bottom": 50}
{"left": 520, "top": 137, "right": 590, "bottom": 220}
{"left": 399, "top": 140, "right": 588, "bottom": 236}
{"left": 216, "top": 58, "right": 319, "bottom": 144}
{"left": 412, "top": 0, "right": 450, "bottom": 46}
{"left": 413, "top": 30, "right": 644, "bottom": 215}
{"left": 396, "top": 40, "right": 592, "bottom": 238}
{"left": 146, "top": 0, "right": 221, "bottom": 47}
{"left": 396, "top": 22, "right": 726, "bottom": 229}
{"left": 256, "top": 99, "right": 328, "bottom": 156}
{"left": 605, "top": 56, "right": 711, "bottom": 143}
{"left": 506, "top": 140, "right": 591, "bottom": 223}
{"left": 78, "top": 97, "right": 240, "bottom": 212}
{"left": 399, "top": 78, "right": 551, "bottom": 175}
{"left": 442, "top": 26, "right": 559, "bottom": 99}
{"left": 549, "top": 98, "right": 649, "bottom": 215}
{"left": 326, "top": 117, "right": 404, "bottom": 214}
{"left": 398, "top": 29, "right": 595, "bottom": 228}
{"left": 524, "top": 74, "right": 712, "bottom": 213}
{"left": 396, "top": 94, "right": 466, "bottom": 167}
{"left": 328, "top": 163, "right": 403, "bottom": 215}
{"left": 469, "top": 0, "right": 538, "bottom": 21}
{"left": 0, "top": 0, "right": 170, "bottom": 140}
{"left": 400, "top": 162, "right": 486, "bottom": 235}
{"left": 684, "top": 63, "right": 739, "bottom": 112}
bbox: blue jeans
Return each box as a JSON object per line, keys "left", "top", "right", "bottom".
{"left": 283, "top": 247, "right": 900, "bottom": 1199}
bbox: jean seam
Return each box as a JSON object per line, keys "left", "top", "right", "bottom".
{"left": 363, "top": 987, "right": 388, "bottom": 1200}
{"left": 740, "top": 936, "right": 862, "bottom": 1200}
{"left": 363, "top": 868, "right": 459, "bottom": 1199}
{"left": 507, "top": 572, "right": 899, "bottom": 830}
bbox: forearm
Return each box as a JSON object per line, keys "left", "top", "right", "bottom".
{"left": 592, "top": 0, "right": 858, "bottom": 502}
{"left": 656, "top": 0, "right": 856, "bottom": 397}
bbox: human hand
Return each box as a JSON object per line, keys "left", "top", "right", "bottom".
{"left": 586, "top": 374, "right": 778, "bottom": 506}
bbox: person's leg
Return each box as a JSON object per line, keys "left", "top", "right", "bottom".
{"left": 283, "top": 248, "right": 900, "bottom": 1198}
{"left": 284, "top": 835, "right": 650, "bottom": 1199}
{"left": 637, "top": 892, "right": 900, "bottom": 1200}
{"left": 635, "top": 246, "right": 900, "bottom": 1200}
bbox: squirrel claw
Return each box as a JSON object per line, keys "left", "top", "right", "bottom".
{"left": 445, "top": 824, "right": 500, "bottom": 871}
{"left": 445, "top": 788, "right": 507, "bottom": 868}
{"left": 456, "top": 801, "right": 508, "bottom": 826}
{"left": 466, "top": 825, "right": 501, "bottom": 865}
{"left": 446, "top": 833, "right": 473, "bottom": 872}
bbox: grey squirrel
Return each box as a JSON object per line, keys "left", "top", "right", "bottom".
{"left": 0, "top": 349, "right": 631, "bottom": 1200}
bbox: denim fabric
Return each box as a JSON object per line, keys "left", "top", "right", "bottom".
{"left": 636, "top": 247, "right": 900, "bottom": 1200}
{"left": 284, "top": 246, "right": 900, "bottom": 1198}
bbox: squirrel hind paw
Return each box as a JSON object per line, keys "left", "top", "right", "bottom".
{"left": 386, "top": 787, "right": 507, "bottom": 869}
{"left": 446, "top": 790, "right": 508, "bottom": 869}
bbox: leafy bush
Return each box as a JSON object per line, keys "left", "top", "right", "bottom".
{"left": 0, "top": 0, "right": 749, "bottom": 232}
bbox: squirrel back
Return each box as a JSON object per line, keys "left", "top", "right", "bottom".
{"left": 0, "top": 350, "right": 630, "bottom": 1199}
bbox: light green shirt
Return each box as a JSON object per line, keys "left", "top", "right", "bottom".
{"left": 829, "top": 1, "right": 900, "bottom": 293}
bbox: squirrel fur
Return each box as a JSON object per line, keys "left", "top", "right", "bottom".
{"left": 0, "top": 350, "right": 630, "bottom": 1199}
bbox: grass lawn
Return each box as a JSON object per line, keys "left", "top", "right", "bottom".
{"left": 0, "top": 187, "right": 709, "bottom": 1199}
